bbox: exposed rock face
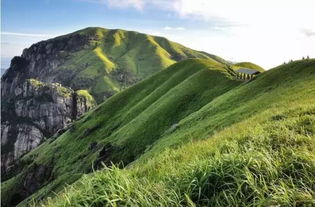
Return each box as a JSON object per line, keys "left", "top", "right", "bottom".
{"left": 0, "top": 30, "right": 103, "bottom": 178}
{"left": 1, "top": 79, "right": 95, "bottom": 176}
{"left": 1, "top": 33, "right": 90, "bottom": 98}
{"left": 1, "top": 27, "right": 220, "bottom": 183}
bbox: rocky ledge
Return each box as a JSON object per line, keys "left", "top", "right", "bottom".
{"left": 1, "top": 79, "right": 95, "bottom": 177}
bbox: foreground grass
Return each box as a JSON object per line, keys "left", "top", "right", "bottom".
{"left": 2, "top": 59, "right": 314, "bottom": 206}
{"left": 39, "top": 60, "right": 315, "bottom": 207}
{"left": 41, "top": 101, "right": 315, "bottom": 207}
{"left": 2, "top": 59, "right": 239, "bottom": 207}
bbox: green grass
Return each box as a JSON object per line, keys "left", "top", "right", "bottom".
{"left": 27, "top": 79, "right": 45, "bottom": 88}
{"left": 45, "top": 27, "right": 227, "bottom": 103}
{"left": 93, "top": 47, "right": 116, "bottom": 73}
{"left": 232, "top": 62, "right": 265, "bottom": 72}
{"left": 76, "top": 90, "right": 96, "bottom": 105}
{"left": 2, "top": 59, "right": 314, "bottom": 207}
{"left": 41, "top": 102, "right": 315, "bottom": 207}
{"left": 26, "top": 79, "right": 73, "bottom": 97}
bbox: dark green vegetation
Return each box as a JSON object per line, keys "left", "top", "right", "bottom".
{"left": 38, "top": 27, "right": 226, "bottom": 102}
{"left": 2, "top": 59, "right": 315, "bottom": 206}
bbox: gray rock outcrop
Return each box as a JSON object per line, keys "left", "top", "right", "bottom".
{"left": 1, "top": 79, "right": 95, "bottom": 176}
{"left": 0, "top": 32, "right": 97, "bottom": 178}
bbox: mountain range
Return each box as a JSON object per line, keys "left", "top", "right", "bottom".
{"left": 1, "top": 27, "right": 314, "bottom": 207}
{"left": 1, "top": 27, "right": 226, "bottom": 178}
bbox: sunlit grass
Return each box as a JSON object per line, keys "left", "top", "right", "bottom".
{"left": 52, "top": 27, "right": 224, "bottom": 103}
{"left": 2, "top": 59, "right": 314, "bottom": 207}
{"left": 41, "top": 102, "right": 315, "bottom": 207}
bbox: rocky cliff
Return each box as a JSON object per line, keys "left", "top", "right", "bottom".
{"left": 1, "top": 78, "right": 95, "bottom": 177}
{"left": 1, "top": 27, "right": 226, "bottom": 102}
{"left": 1, "top": 26, "right": 225, "bottom": 182}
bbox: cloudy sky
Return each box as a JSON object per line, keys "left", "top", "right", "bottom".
{"left": 1, "top": 0, "right": 315, "bottom": 69}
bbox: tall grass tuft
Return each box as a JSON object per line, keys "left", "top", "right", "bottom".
{"left": 41, "top": 104, "right": 315, "bottom": 207}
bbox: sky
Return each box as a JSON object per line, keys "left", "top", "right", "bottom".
{"left": 1, "top": 0, "right": 315, "bottom": 69}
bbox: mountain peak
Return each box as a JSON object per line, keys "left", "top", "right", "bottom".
{"left": 1, "top": 28, "right": 228, "bottom": 188}
{"left": 5, "top": 27, "right": 226, "bottom": 103}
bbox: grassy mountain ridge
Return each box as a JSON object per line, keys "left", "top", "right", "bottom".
{"left": 45, "top": 99, "right": 315, "bottom": 207}
{"left": 2, "top": 59, "right": 315, "bottom": 206}
{"left": 2, "top": 58, "right": 240, "bottom": 206}
{"left": 232, "top": 62, "right": 265, "bottom": 72}
{"left": 30, "top": 27, "right": 227, "bottom": 102}
{"left": 41, "top": 59, "right": 315, "bottom": 207}
{"left": 0, "top": 27, "right": 230, "bottom": 180}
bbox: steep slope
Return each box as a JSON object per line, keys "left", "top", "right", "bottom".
{"left": 39, "top": 59, "right": 315, "bottom": 207}
{"left": 1, "top": 27, "right": 225, "bottom": 177}
{"left": 45, "top": 87, "right": 315, "bottom": 207}
{"left": 3, "top": 59, "right": 314, "bottom": 207}
{"left": 1, "top": 59, "right": 240, "bottom": 206}
{"left": 1, "top": 77, "right": 95, "bottom": 178}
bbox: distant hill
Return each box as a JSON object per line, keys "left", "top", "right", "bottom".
{"left": 2, "top": 59, "right": 314, "bottom": 207}
{"left": 2, "top": 27, "right": 227, "bottom": 103}
{"left": 232, "top": 61, "right": 265, "bottom": 72}
{"left": 0, "top": 27, "right": 228, "bottom": 182}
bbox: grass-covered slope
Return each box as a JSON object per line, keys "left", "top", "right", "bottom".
{"left": 2, "top": 59, "right": 315, "bottom": 206}
{"left": 232, "top": 62, "right": 265, "bottom": 72}
{"left": 45, "top": 99, "right": 315, "bottom": 207}
{"left": 1, "top": 27, "right": 225, "bottom": 179}
{"left": 38, "top": 27, "right": 227, "bottom": 102}
{"left": 1, "top": 59, "right": 239, "bottom": 206}
{"left": 40, "top": 59, "right": 315, "bottom": 207}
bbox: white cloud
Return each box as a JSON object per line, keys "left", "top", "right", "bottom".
{"left": 103, "top": 0, "right": 315, "bottom": 30}
{"left": 6, "top": 0, "right": 315, "bottom": 69}
{"left": 106, "top": 0, "right": 315, "bottom": 68}
{"left": 164, "top": 26, "right": 185, "bottom": 31}
{"left": 1, "top": 42, "right": 28, "bottom": 58}
{"left": 302, "top": 29, "right": 315, "bottom": 37}
{"left": 1, "top": 32, "right": 56, "bottom": 38}
{"left": 1, "top": 32, "right": 61, "bottom": 60}
{"left": 107, "top": 0, "right": 145, "bottom": 10}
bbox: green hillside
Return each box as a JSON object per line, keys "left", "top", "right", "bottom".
{"left": 2, "top": 59, "right": 315, "bottom": 206}
{"left": 41, "top": 27, "right": 227, "bottom": 102}
{"left": 1, "top": 58, "right": 239, "bottom": 206}
{"left": 0, "top": 27, "right": 228, "bottom": 182}
{"left": 232, "top": 62, "right": 265, "bottom": 72}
